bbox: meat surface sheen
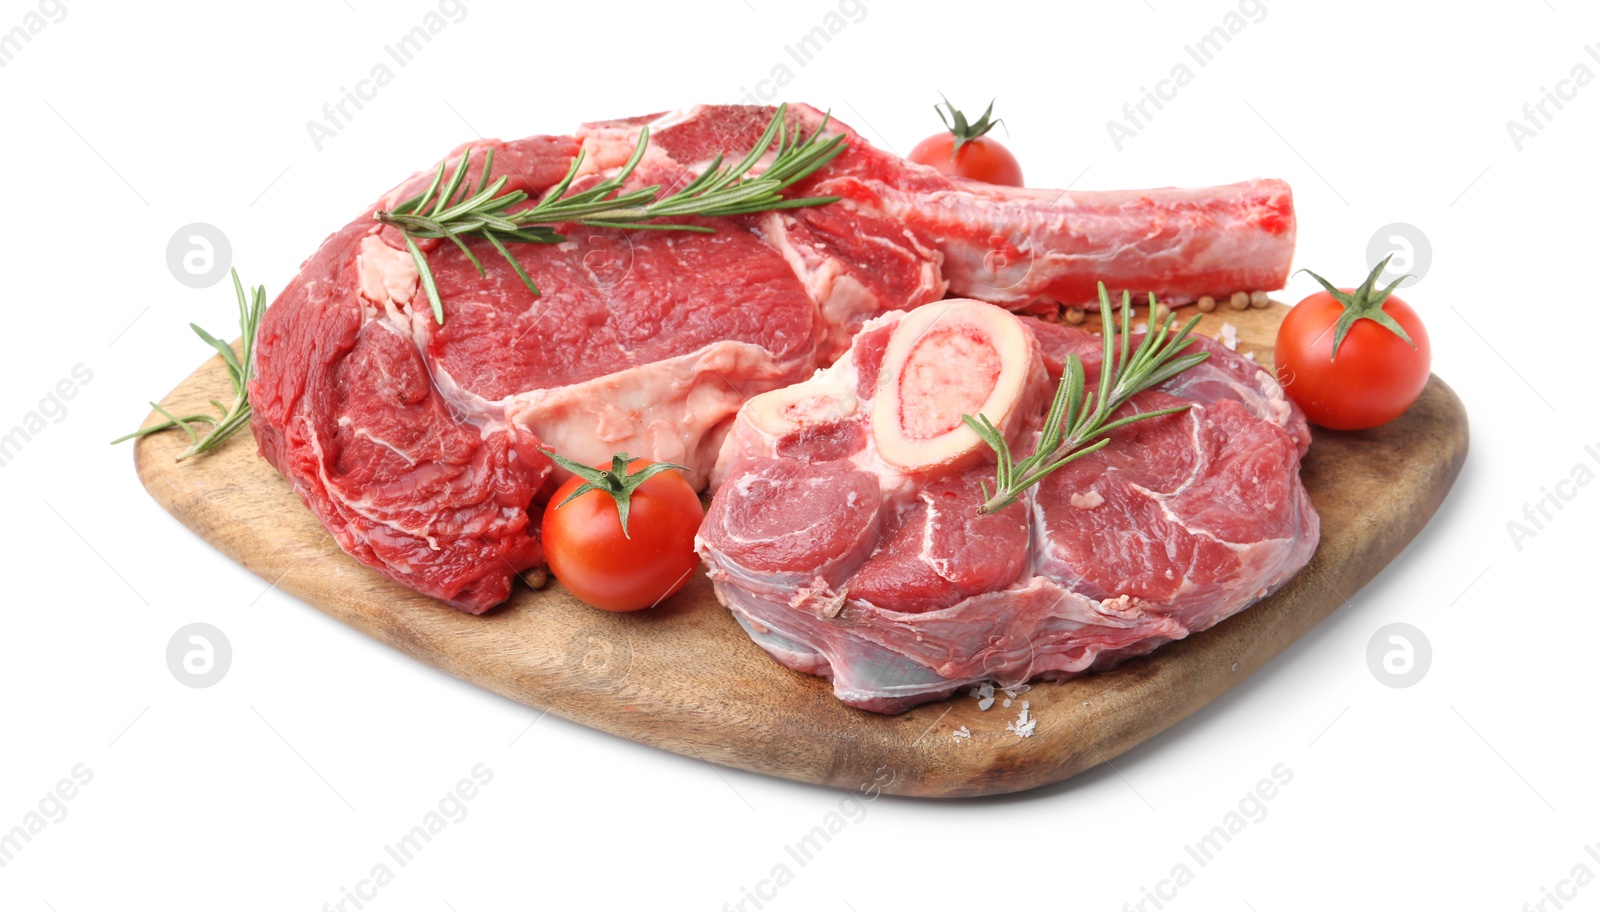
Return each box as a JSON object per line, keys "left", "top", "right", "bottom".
{"left": 698, "top": 304, "right": 1318, "bottom": 713}
{"left": 252, "top": 103, "right": 1296, "bottom": 612}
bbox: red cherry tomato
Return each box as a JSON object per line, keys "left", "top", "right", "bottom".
{"left": 908, "top": 132, "right": 1024, "bottom": 186}
{"left": 907, "top": 97, "right": 1024, "bottom": 187}
{"left": 541, "top": 458, "right": 704, "bottom": 612}
{"left": 1275, "top": 262, "right": 1432, "bottom": 431}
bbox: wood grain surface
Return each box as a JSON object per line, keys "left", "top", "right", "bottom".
{"left": 133, "top": 301, "right": 1468, "bottom": 797}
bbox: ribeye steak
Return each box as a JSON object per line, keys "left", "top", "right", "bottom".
{"left": 250, "top": 103, "right": 1297, "bottom": 612}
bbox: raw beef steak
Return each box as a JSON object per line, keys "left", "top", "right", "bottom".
{"left": 697, "top": 300, "right": 1318, "bottom": 713}
{"left": 251, "top": 103, "right": 1297, "bottom": 612}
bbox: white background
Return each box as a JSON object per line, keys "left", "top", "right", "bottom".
{"left": 2, "top": 0, "right": 1596, "bottom": 909}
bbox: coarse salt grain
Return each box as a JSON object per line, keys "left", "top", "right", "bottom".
{"left": 1007, "top": 701, "right": 1037, "bottom": 738}
{"left": 1219, "top": 323, "right": 1239, "bottom": 351}
{"left": 953, "top": 726, "right": 971, "bottom": 742}
{"left": 966, "top": 678, "right": 992, "bottom": 707}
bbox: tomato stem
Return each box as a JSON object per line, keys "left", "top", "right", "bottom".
{"left": 1297, "top": 255, "right": 1417, "bottom": 361}
{"left": 934, "top": 95, "right": 1004, "bottom": 157}
{"left": 544, "top": 450, "right": 688, "bottom": 539}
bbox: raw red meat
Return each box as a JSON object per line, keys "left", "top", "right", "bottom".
{"left": 251, "top": 103, "right": 1297, "bottom": 612}
{"left": 697, "top": 300, "right": 1318, "bottom": 713}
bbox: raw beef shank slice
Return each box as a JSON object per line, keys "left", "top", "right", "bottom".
{"left": 698, "top": 299, "right": 1319, "bottom": 713}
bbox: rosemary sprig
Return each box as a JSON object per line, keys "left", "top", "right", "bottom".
{"left": 963, "top": 284, "right": 1211, "bottom": 514}
{"left": 112, "top": 269, "right": 265, "bottom": 461}
{"left": 376, "top": 103, "right": 848, "bottom": 323}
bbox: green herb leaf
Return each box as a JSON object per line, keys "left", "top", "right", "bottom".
{"left": 112, "top": 269, "right": 266, "bottom": 461}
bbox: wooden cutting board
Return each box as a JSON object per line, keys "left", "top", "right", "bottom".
{"left": 134, "top": 301, "right": 1467, "bottom": 797}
